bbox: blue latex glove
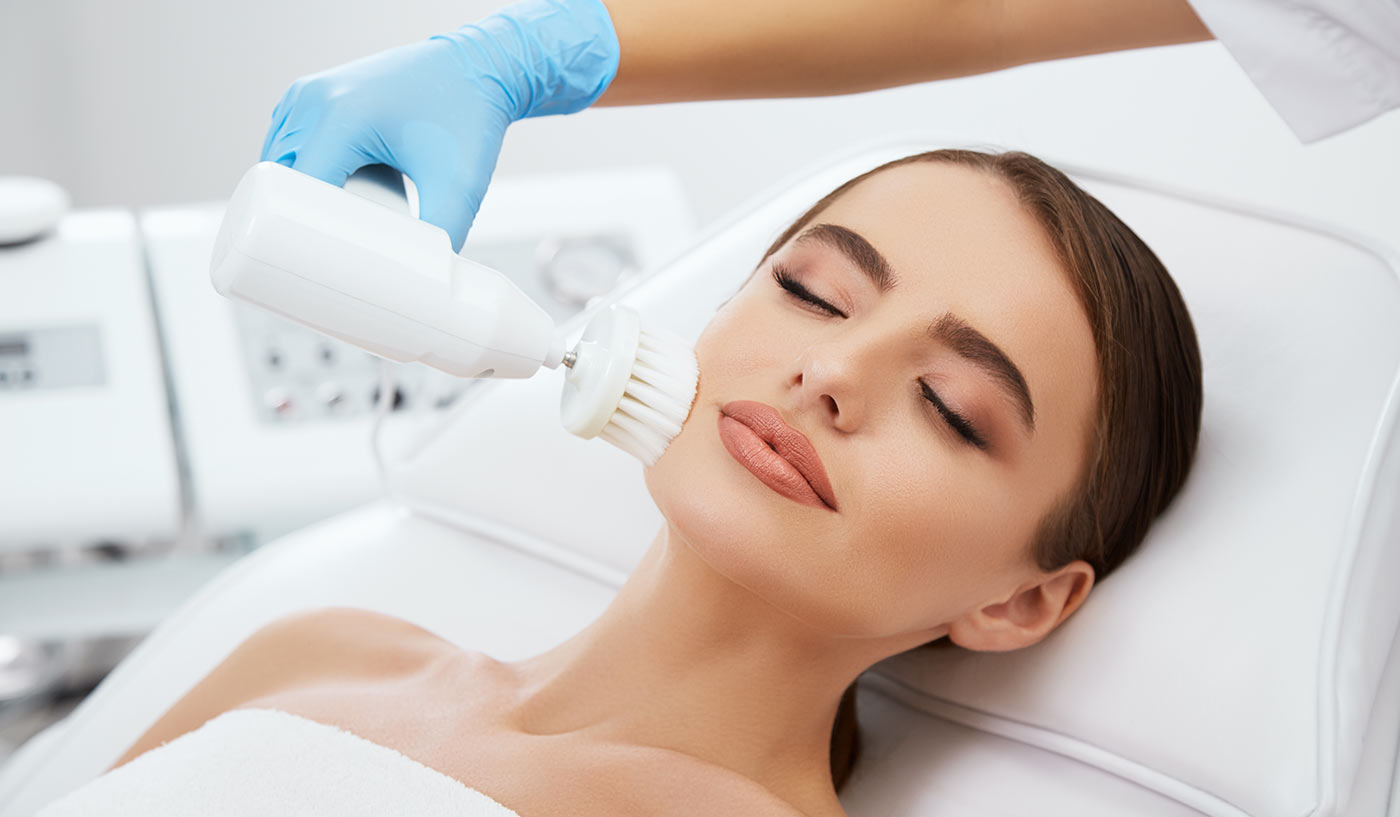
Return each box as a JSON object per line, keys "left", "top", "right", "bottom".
{"left": 260, "top": 0, "right": 619, "bottom": 251}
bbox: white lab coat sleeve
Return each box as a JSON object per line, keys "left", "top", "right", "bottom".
{"left": 1185, "top": 0, "right": 1400, "bottom": 141}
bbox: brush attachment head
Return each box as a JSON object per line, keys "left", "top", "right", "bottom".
{"left": 560, "top": 305, "right": 699, "bottom": 465}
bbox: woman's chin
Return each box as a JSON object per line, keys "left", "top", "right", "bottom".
{"left": 643, "top": 419, "right": 861, "bottom": 634}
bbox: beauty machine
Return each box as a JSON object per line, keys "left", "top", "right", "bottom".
{"left": 1, "top": 140, "right": 1397, "bottom": 817}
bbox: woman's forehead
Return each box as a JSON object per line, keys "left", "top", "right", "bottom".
{"left": 813, "top": 163, "right": 1057, "bottom": 272}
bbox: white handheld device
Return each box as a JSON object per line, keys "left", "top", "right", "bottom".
{"left": 210, "top": 161, "right": 565, "bottom": 379}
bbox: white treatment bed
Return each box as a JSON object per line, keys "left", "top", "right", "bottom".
{"left": 1, "top": 140, "right": 1397, "bottom": 817}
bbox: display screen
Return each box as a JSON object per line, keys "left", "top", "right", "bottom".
{"left": 0, "top": 338, "right": 28, "bottom": 356}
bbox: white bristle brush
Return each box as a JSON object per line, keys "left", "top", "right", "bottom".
{"left": 209, "top": 161, "right": 698, "bottom": 465}
{"left": 559, "top": 304, "right": 698, "bottom": 465}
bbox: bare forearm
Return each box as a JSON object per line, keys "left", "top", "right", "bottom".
{"left": 596, "top": 0, "right": 1211, "bottom": 106}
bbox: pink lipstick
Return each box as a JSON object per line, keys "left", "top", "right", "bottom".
{"left": 717, "top": 400, "right": 838, "bottom": 511}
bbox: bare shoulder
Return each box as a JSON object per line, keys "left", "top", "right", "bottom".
{"left": 250, "top": 605, "right": 454, "bottom": 677}
{"left": 258, "top": 604, "right": 447, "bottom": 645}
{"left": 108, "top": 606, "right": 452, "bottom": 770}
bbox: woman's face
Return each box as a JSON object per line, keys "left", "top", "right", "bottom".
{"left": 644, "top": 162, "right": 1099, "bottom": 642}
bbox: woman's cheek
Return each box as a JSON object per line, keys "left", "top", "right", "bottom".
{"left": 697, "top": 307, "right": 790, "bottom": 379}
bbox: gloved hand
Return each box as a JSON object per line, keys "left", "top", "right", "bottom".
{"left": 260, "top": 0, "right": 619, "bottom": 251}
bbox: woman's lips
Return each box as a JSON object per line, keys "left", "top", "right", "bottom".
{"left": 717, "top": 400, "right": 838, "bottom": 511}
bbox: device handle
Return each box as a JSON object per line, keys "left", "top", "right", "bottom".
{"left": 341, "top": 164, "right": 414, "bottom": 216}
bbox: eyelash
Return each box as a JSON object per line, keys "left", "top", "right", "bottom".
{"left": 770, "top": 264, "right": 989, "bottom": 451}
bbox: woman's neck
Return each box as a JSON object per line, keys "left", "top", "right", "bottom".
{"left": 503, "top": 524, "right": 891, "bottom": 815}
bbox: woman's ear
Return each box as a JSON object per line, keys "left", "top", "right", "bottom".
{"left": 946, "top": 561, "right": 1095, "bottom": 652}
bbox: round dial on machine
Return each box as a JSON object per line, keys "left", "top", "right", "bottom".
{"left": 538, "top": 235, "right": 637, "bottom": 309}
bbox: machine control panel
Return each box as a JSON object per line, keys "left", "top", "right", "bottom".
{"left": 0, "top": 326, "right": 105, "bottom": 392}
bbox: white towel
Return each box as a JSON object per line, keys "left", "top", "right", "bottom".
{"left": 34, "top": 708, "right": 523, "bottom": 816}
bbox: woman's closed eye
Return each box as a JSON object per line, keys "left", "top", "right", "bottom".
{"left": 771, "top": 263, "right": 988, "bottom": 450}
{"left": 919, "top": 381, "right": 989, "bottom": 450}
{"left": 772, "top": 264, "right": 846, "bottom": 318}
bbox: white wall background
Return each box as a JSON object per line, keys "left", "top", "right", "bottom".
{"left": 1, "top": 0, "right": 1397, "bottom": 246}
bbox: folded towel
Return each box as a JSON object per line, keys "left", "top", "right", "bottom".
{"left": 35, "top": 708, "right": 522, "bottom": 816}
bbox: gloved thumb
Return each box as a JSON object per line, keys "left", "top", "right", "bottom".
{"left": 414, "top": 175, "right": 485, "bottom": 253}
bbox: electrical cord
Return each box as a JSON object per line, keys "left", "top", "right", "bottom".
{"left": 370, "top": 357, "right": 399, "bottom": 500}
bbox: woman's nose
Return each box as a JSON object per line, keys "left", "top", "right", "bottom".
{"left": 790, "top": 338, "right": 873, "bottom": 433}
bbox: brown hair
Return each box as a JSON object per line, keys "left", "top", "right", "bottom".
{"left": 762, "top": 150, "right": 1204, "bottom": 792}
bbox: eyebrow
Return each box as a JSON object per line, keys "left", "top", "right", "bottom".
{"left": 795, "top": 224, "right": 898, "bottom": 292}
{"left": 793, "top": 222, "right": 1037, "bottom": 433}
